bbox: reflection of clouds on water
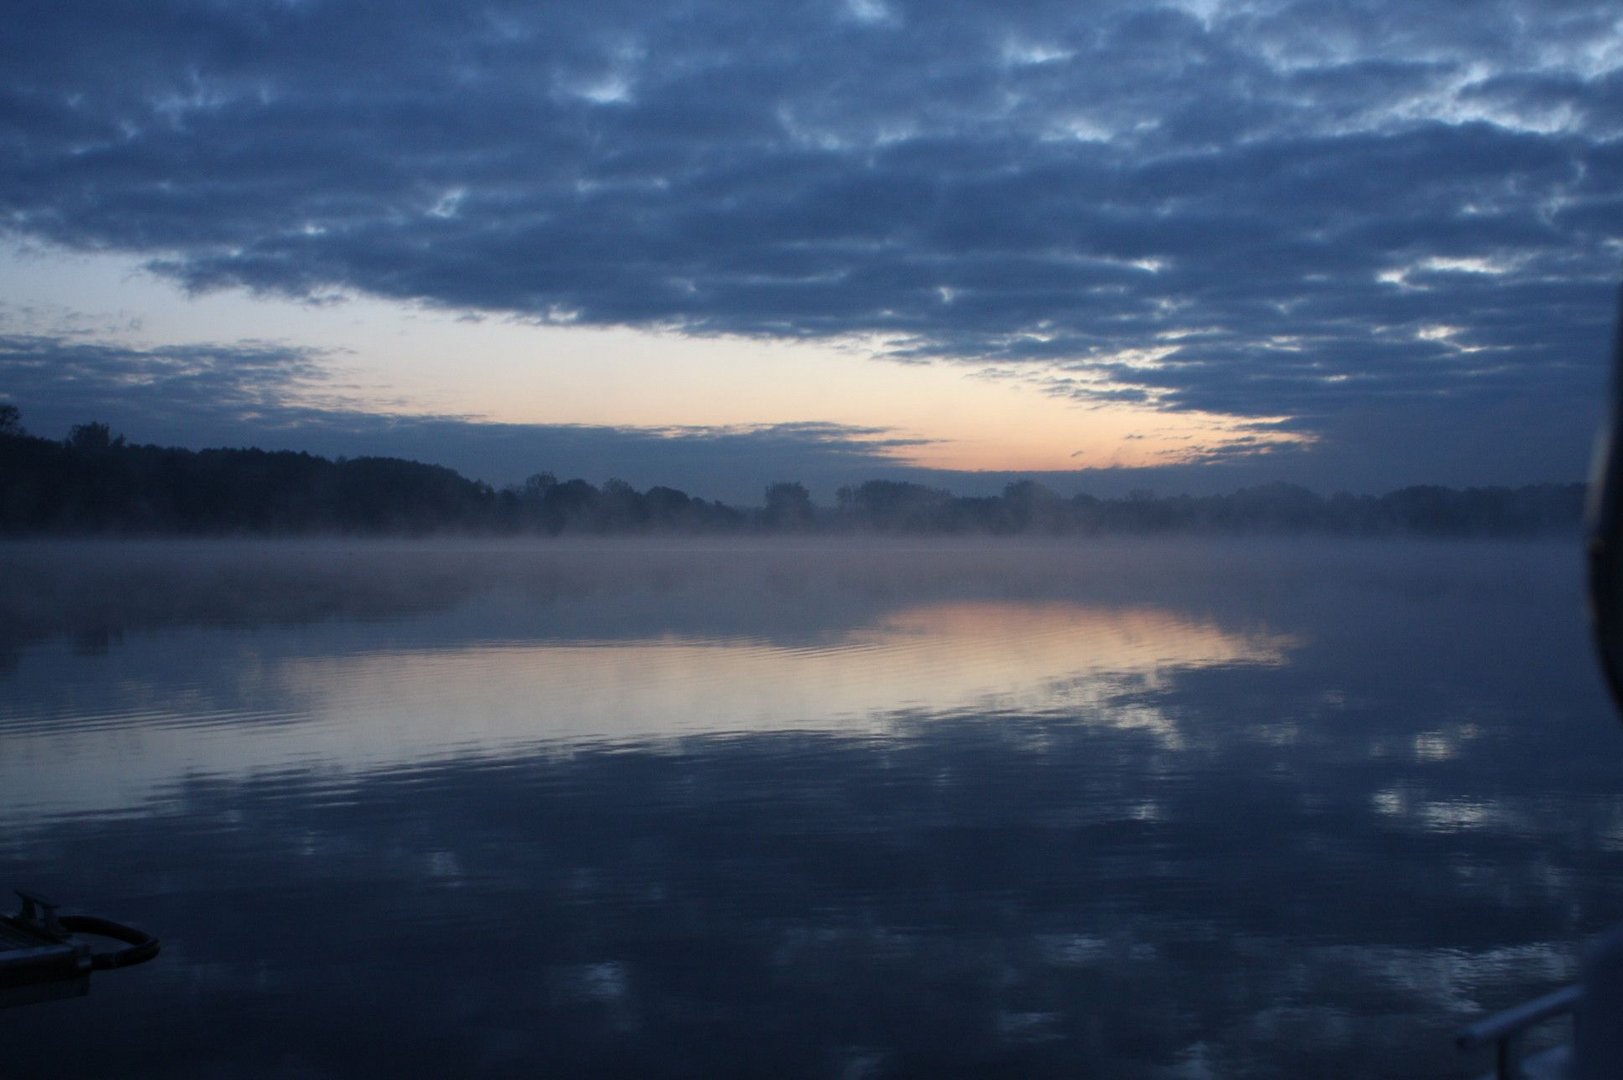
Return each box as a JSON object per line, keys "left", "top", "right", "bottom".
{"left": 1417, "top": 800, "right": 1506, "bottom": 833}
{"left": 3, "top": 539, "right": 1621, "bottom": 1077}
{"left": 1411, "top": 727, "right": 1480, "bottom": 762}
{"left": 1370, "top": 785, "right": 1544, "bottom": 838}
{"left": 0, "top": 589, "right": 1290, "bottom": 818}
{"left": 1037, "top": 932, "right": 1158, "bottom": 967}
{"left": 3, "top": 703, "right": 1618, "bottom": 1078}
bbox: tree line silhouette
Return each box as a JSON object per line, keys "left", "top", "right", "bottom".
{"left": 0, "top": 408, "right": 1586, "bottom": 537}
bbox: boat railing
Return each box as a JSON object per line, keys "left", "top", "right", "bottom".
{"left": 1455, "top": 984, "right": 1581, "bottom": 1080}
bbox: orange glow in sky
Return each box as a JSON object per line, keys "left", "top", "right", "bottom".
{"left": 2, "top": 246, "right": 1308, "bottom": 475}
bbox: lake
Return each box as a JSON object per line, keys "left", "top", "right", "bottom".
{"left": 2, "top": 537, "right": 1621, "bottom": 1077}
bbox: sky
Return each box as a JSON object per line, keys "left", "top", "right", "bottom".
{"left": 2, "top": 0, "right": 1620, "bottom": 503}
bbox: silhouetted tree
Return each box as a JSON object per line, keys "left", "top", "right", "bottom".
{"left": 67, "top": 420, "right": 124, "bottom": 451}
{"left": 1003, "top": 480, "right": 1066, "bottom": 533}
{"left": 836, "top": 480, "right": 954, "bottom": 532}
{"left": 523, "top": 472, "right": 557, "bottom": 498}
{"left": 0, "top": 414, "right": 1587, "bottom": 538}
{"left": 1220, "top": 483, "right": 1325, "bottom": 530}
{"left": 597, "top": 478, "right": 649, "bottom": 531}
{"left": 645, "top": 485, "right": 695, "bottom": 530}
{"left": 761, "top": 482, "right": 816, "bottom": 530}
{"left": 540, "top": 478, "right": 599, "bottom": 534}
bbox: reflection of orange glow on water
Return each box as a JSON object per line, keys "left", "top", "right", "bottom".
{"left": 278, "top": 601, "right": 1294, "bottom": 755}
{"left": 871, "top": 602, "right": 1291, "bottom": 676}
{"left": 1, "top": 601, "right": 1294, "bottom": 817}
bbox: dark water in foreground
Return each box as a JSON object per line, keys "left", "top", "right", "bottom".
{"left": 2, "top": 538, "right": 1621, "bottom": 1077}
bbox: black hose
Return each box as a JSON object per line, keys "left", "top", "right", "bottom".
{"left": 57, "top": 914, "right": 161, "bottom": 970}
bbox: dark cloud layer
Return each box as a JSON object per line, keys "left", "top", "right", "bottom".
{"left": 2, "top": 0, "right": 1620, "bottom": 484}
{"left": 0, "top": 334, "right": 925, "bottom": 501}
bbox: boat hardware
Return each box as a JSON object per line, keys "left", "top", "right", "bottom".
{"left": 0, "top": 890, "right": 159, "bottom": 1009}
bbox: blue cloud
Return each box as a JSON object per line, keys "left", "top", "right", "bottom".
{"left": 2, "top": 0, "right": 1618, "bottom": 487}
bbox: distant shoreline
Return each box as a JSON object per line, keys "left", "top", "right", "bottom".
{"left": 0, "top": 420, "right": 1587, "bottom": 539}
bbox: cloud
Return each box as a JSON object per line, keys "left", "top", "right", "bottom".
{"left": 2, "top": 0, "right": 1619, "bottom": 479}
{"left": 0, "top": 333, "right": 331, "bottom": 424}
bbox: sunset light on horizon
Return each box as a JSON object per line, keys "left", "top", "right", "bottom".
{"left": 2, "top": 0, "right": 1617, "bottom": 501}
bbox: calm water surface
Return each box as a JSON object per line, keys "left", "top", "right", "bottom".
{"left": 2, "top": 538, "right": 1621, "bottom": 1077}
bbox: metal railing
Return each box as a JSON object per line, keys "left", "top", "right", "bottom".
{"left": 1456, "top": 984, "right": 1581, "bottom": 1080}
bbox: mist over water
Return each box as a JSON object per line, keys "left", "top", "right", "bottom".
{"left": 2, "top": 538, "right": 1620, "bottom": 1077}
